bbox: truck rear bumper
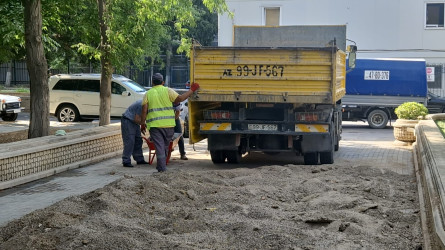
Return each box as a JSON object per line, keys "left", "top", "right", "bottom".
{"left": 198, "top": 121, "right": 330, "bottom": 136}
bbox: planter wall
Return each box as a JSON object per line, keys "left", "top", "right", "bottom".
{"left": 393, "top": 119, "right": 419, "bottom": 142}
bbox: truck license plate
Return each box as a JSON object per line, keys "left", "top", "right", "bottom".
{"left": 248, "top": 124, "right": 277, "bottom": 131}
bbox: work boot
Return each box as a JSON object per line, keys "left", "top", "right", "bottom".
{"left": 123, "top": 163, "right": 134, "bottom": 168}
{"left": 180, "top": 154, "right": 188, "bottom": 160}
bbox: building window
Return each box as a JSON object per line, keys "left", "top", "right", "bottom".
{"left": 426, "top": 3, "right": 444, "bottom": 28}
{"left": 264, "top": 7, "right": 280, "bottom": 26}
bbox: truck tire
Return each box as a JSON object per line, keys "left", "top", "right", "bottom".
{"left": 367, "top": 109, "right": 388, "bottom": 129}
{"left": 304, "top": 152, "right": 319, "bottom": 165}
{"left": 226, "top": 150, "right": 241, "bottom": 164}
{"left": 210, "top": 150, "right": 226, "bottom": 164}
{"left": 1, "top": 113, "right": 18, "bottom": 121}
{"left": 320, "top": 150, "right": 334, "bottom": 164}
{"left": 334, "top": 136, "right": 339, "bottom": 151}
{"left": 56, "top": 104, "right": 80, "bottom": 122}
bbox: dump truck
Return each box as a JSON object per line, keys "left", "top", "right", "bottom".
{"left": 342, "top": 58, "right": 428, "bottom": 128}
{"left": 188, "top": 25, "right": 355, "bottom": 165}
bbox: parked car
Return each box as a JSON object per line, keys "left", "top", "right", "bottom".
{"left": 427, "top": 91, "right": 445, "bottom": 114}
{"left": 49, "top": 74, "right": 146, "bottom": 122}
{"left": 0, "top": 94, "right": 24, "bottom": 121}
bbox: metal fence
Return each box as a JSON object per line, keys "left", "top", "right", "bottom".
{"left": 0, "top": 61, "right": 30, "bottom": 85}
{"left": 0, "top": 60, "right": 189, "bottom": 88}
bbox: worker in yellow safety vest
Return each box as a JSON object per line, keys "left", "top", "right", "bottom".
{"left": 141, "top": 73, "right": 199, "bottom": 172}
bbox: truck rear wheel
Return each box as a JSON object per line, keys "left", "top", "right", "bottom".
{"left": 210, "top": 150, "right": 226, "bottom": 164}
{"left": 304, "top": 152, "right": 319, "bottom": 165}
{"left": 226, "top": 150, "right": 241, "bottom": 164}
{"left": 320, "top": 150, "right": 334, "bottom": 164}
{"left": 1, "top": 113, "right": 18, "bottom": 121}
{"left": 367, "top": 109, "right": 388, "bottom": 129}
{"left": 334, "top": 135, "right": 340, "bottom": 151}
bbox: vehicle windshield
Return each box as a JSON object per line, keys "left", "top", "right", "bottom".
{"left": 123, "top": 80, "right": 146, "bottom": 92}
{"left": 428, "top": 91, "right": 440, "bottom": 98}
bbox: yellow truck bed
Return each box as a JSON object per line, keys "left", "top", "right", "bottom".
{"left": 190, "top": 46, "right": 346, "bottom": 104}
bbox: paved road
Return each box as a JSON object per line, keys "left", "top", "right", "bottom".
{"left": 0, "top": 120, "right": 413, "bottom": 227}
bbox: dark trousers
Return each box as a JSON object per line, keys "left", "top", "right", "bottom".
{"left": 149, "top": 127, "right": 174, "bottom": 171}
{"left": 174, "top": 118, "right": 186, "bottom": 156}
{"left": 121, "top": 117, "right": 144, "bottom": 164}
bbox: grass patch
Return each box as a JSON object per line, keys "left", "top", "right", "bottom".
{"left": 435, "top": 120, "right": 445, "bottom": 138}
{"left": 0, "top": 87, "right": 30, "bottom": 93}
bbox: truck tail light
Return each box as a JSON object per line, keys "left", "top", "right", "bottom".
{"left": 295, "top": 112, "right": 329, "bottom": 122}
{"left": 203, "top": 110, "right": 238, "bottom": 120}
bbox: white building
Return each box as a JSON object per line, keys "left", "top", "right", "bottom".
{"left": 218, "top": 0, "right": 445, "bottom": 95}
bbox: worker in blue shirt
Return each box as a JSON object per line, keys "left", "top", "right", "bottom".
{"left": 121, "top": 99, "right": 148, "bottom": 167}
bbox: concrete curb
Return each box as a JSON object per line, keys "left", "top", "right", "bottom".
{"left": 413, "top": 141, "right": 433, "bottom": 249}
{"left": 0, "top": 151, "right": 121, "bottom": 190}
{"left": 414, "top": 119, "right": 445, "bottom": 249}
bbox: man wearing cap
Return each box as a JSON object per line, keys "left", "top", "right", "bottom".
{"left": 141, "top": 73, "right": 199, "bottom": 172}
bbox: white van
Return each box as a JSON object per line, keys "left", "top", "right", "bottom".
{"left": 49, "top": 74, "right": 146, "bottom": 122}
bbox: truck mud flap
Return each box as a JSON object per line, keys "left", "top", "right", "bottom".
{"left": 208, "top": 134, "right": 240, "bottom": 151}
{"left": 300, "top": 134, "right": 332, "bottom": 153}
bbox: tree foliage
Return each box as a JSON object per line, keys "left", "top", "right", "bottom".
{"left": 0, "top": 0, "right": 230, "bottom": 129}
{"left": 0, "top": 1, "right": 25, "bottom": 63}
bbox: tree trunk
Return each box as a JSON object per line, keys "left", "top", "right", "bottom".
{"left": 22, "top": 0, "right": 49, "bottom": 139}
{"left": 97, "top": 0, "right": 111, "bottom": 126}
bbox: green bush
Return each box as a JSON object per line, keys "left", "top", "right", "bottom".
{"left": 394, "top": 102, "right": 428, "bottom": 120}
{"left": 436, "top": 120, "right": 445, "bottom": 138}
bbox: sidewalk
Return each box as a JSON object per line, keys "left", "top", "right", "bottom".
{"left": 0, "top": 144, "right": 200, "bottom": 227}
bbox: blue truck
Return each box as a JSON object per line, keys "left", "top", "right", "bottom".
{"left": 342, "top": 58, "right": 428, "bottom": 128}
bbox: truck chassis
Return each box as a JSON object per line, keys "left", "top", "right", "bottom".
{"left": 197, "top": 102, "right": 342, "bottom": 165}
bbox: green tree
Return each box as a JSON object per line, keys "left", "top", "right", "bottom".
{"left": 187, "top": 0, "right": 219, "bottom": 46}
{"left": 0, "top": 0, "right": 230, "bottom": 135}
{"left": 90, "top": 0, "right": 228, "bottom": 125}
{"left": 22, "top": 0, "right": 50, "bottom": 138}
{"left": 159, "top": 0, "right": 219, "bottom": 85}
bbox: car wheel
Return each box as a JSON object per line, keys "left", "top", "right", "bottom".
{"left": 367, "top": 109, "right": 388, "bottom": 129}
{"left": 56, "top": 104, "right": 80, "bottom": 122}
{"left": 1, "top": 113, "right": 18, "bottom": 121}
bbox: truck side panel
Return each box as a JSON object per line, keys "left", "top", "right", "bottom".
{"left": 189, "top": 46, "right": 346, "bottom": 145}
{"left": 233, "top": 25, "right": 347, "bottom": 51}
{"left": 342, "top": 58, "right": 428, "bottom": 129}
{"left": 191, "top": 47, "right": 345, "bottom": 104}
{"left": 345, "top": 58, "right": 427, "bottom": 97}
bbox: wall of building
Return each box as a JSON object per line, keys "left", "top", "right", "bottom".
{"left": 219, "top": 0, "right": 445, "bottom": 95}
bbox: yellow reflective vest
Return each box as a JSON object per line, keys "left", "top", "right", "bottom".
{"left": 145, "top": 86, "right": 175, "bottom": 128}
